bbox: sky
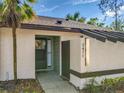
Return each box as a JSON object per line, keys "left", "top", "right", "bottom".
{"left": 31, "top": 0, "right": 124, "bottom": 25}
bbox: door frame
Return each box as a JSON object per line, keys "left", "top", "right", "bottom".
{"left": 35, "top": 36, "right": 62, "bottom": 75}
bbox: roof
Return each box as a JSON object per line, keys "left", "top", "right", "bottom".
{"left": 0, "top": 16, "right": 124, "bottom": 43}
{"left": 23, "top": 16, "right": 124, "bottom": 43}
{"left": 80, "top": 29, "right": 124, "bottom": 43}
{"left": 23, "top": 16, "right": 110, "bottom": 31}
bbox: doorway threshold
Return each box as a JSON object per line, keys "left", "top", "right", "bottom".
{"left": 36, "top": 69, "right": 53, "bottom": 72}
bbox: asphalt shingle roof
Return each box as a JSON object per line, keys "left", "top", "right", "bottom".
{"left": 25, "top": 16, "right": 110, "bottom": 31}
{"left": 81, "top": 29, "right": 124, "bottom": 42}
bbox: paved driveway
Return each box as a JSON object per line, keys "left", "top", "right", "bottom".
{"left": 37, "top": 71, "right": 79, "bottom": 93}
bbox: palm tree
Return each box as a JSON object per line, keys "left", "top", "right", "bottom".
{"left": 0, "top": 0, "right": 36, "bottom": 80}
{"left": 87, "top": 17, "right": 105, "bottom": 27}
{"left": 66, "top": 12, "right": 86, "bottom": 23}
{"left": 87, "top": 18, "right": 98, "bottom": 25}
{"left": 78, "top": 17, "right": 86, "bottom": 23}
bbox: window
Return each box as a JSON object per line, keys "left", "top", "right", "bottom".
{"left": 35, "top": 40, "right": 46, "bottom": 49}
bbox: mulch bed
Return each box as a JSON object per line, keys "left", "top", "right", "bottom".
{"left": 0, "top": 79, "right": 45, "bottom": 93}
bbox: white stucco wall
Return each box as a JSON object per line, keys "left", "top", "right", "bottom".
{"left": 85, "top": 37, "right": 124, "bottom": 72}
{"left": 0, "top": 27, "right": 123, "bottom": 90}
{"left": 0, "top": 29, "right": 14, "bottom": 81}
{"left": 69, "top": 38, "right": 86, "bottom": 89}
{"left": 83, "top": 37, "right": 124, "bottom": 89}
{"left": 0, "top": 28, "right": 81, "bottom": 81}
{"left": 69, "top": 36, "right": 124, "bottom": 89}
{"left": 70, "top": 38, "right": 82, "bottom": 72}
{"left": 16, "top": 30, "right": 35, "bottom": 79}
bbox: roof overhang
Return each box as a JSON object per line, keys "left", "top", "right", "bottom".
{"left": 80, "top": 29, "right": 124, "bottom": 43}
{"left": 0, "top": 23, "right": 80, "bottom": 33}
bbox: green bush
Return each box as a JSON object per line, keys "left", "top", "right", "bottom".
{"left": 101, "top": 78, "right": 117, "bottom": 93}
{"left": 84, "top": 77, "right": 124, "bottom": 93}
{"left": 102, "top": 77, "right": 124, "bottom": 92}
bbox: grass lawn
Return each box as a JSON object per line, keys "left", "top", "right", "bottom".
{"left": 0, "top": 79, "right": 45, "bottom": 93}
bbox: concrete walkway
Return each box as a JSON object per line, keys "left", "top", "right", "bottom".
{"left": 37, "top": 71, "right": 79, "bottom": 93}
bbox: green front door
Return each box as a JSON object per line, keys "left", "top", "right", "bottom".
{"left": 62, "top": 41, "right": 70, "bottom": 80}
{"left": 35, "top": 38, "right": 47, "bottom": 70}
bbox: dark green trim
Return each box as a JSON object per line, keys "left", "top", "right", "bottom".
{"left": 21, "top": 23, "right": 80, "bottom": 33}
{"left": 70, "top": 69, "right": 124, "bottom": 78}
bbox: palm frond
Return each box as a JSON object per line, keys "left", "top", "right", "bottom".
{"left": 26, "top": 0, "right": 36, "bottom": 3}
{"left": 0, "top": 0, "right": 36, "bottom": 27}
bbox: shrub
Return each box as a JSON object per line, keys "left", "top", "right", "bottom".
{"left": 84, "top": 78, "right": 102, "bottom": 93}
{"left": 101, "top": 77, "right": 124, "bottom": 93}
{"left": 0, "top": 79, "right": 45, "bottom": 93}
{"left": 101, "top": 78, "right": 117, "bottom": 93}
{"left": 83, "top": 77, "right": 124, "bottom": 93}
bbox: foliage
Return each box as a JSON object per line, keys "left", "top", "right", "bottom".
{"left": 87, "top": 17, "right": 105, "bottom": 27}
{"left": 66, "top": 12, "right": 105, "bottom": 27}
{"left": 87, "top": 18, "right": 98, "bottom": 25}
{"left": 0, "top": 0, "right": 36, "bottom": 26}
{"left": 66, "top": 12, "right": 124, "bottom": 30}
{"left": 84, "top": 77, "right": 124, "bottom": 93}
{"left": 0, "top": 79, "right": 45, "bottom": 93}
{"left": 99, "top": 0, "right": 124, "bottom": 14}
{"left": 66, "top": 12, "right": 86, "bottom": 23}
{"left": 84, "top": 78, "right": 101, "bottom": 93}
{"left": 101, "top": 78, "right": 118, "bottom": 93}
{"left": 101, "top": 77, "right": 124, "bottom": 92}
{"left": 99, "top": 0, "right": 124, "bottom": 30}
{"left": 110, "top": 18, "right": 124, "bottom": 31}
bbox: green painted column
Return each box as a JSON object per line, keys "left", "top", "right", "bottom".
{"left": 53, "top": 37, "right": 60, "bottom": 74}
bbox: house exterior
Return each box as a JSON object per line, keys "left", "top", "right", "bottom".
{"left": 0, "top": 16, "right": 124, "bottom": 89}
